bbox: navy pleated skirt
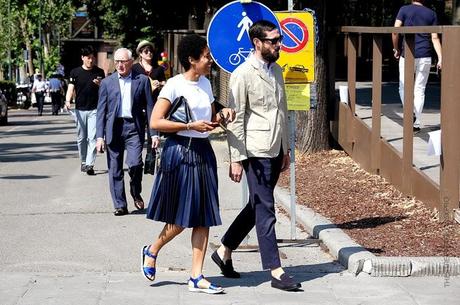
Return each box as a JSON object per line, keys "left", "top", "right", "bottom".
{"left": 146, "top": 134, "right": 222, "bottom": 228}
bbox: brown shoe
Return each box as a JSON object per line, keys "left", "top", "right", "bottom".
{"left": 134, "top": 199, "right": 144, "bottom": 210}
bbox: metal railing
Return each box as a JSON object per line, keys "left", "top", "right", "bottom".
{"left": 339, "top": 26, "right": 460, "bottom": 222}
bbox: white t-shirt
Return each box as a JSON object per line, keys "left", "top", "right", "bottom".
{"left": 158, "top": 74, "right": 214, "bottom": 138}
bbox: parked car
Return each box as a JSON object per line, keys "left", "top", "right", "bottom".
{"left": 16, "top": 83, "right": 32, "bottom": 109}
{"left": 0, "top": 89, "right": 7, "bottom": 125}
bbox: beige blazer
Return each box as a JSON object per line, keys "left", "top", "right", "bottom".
{"left": 226, "top": 55, "right": 289, "bottom": 162}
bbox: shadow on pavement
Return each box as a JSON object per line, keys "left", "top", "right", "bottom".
{"left": 0, "top": 141, "right": 77, "bottom": 162}
{"left": 0, "top": 174, "right": 51, "bottom": 180}
{"left": 205, "top": 263, "right": 342, "bottom": 289}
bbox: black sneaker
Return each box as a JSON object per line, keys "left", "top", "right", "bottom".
{"left": 271, "top": 273, "right": 301, "bottom": 291}
{"left": 86, "top": 166, "right": 95, "bottom": 175}
{"left": 81, "top": 164, "right": 87, "bottom": 172}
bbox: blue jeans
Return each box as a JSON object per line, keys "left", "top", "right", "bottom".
{"left": 75, "top": 109, "right": 97, "bottom": 166}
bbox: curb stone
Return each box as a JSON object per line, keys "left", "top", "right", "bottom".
{"left": 274, "top": 186, "right": 460, "bottom": 277}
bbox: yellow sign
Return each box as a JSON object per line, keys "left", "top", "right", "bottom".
{"left": 275, "top": 11, "right": 315, "bottom": 83}
{"left": 286, "top": 83, "right": 310, "bottom": 111}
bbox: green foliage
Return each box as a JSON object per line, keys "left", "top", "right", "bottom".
{"left": 44, "top": 48, "right": 62, "bottom": 77}
{"left": 0, "top": 0, "right": 74, "bottom": 80}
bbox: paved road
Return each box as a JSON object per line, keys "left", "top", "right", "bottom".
{"left": 0, "top": 106, "right": 459, "bottom": 304}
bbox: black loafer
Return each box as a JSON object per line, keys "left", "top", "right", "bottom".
{"left": 211, "top": 250, "right": 240, "bottom": 278}
{"left": 86, "top": 166, "right": 95, "bottom": 175}
{"left": 114, "top": 207, "right": 128, "bottom": 216}
{"left": 271, "top": 273, "right": 301, "bottom": 291}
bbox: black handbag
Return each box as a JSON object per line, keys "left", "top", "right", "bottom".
{"left": 162, "top": 96, "right": 193, "bottom": 137}
{"left": 144, "top": 148, "right": 156, "bottom": 175}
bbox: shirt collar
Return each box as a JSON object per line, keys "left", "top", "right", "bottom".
{"left": 251, "top": 54, "right": 273, "bottom": 72}
{"left": 118, "top": 72, "right": 132, "bottom": 80}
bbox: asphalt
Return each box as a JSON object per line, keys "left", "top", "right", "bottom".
{"left": 0, "top": 106, "right": 459, "bottom": 305}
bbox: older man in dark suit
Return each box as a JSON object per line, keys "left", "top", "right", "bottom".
{"left": 96, "top": 47, "right": 159, "bottom": 216}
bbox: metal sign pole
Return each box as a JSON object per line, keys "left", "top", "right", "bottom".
{"left": 288, "top": 0, "right": 296, "bottom": 241}
{"left": 288, "top": 111, "right": 296, "bottom": 240}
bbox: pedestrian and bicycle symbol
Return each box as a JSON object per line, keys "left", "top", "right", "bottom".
{"left": 207, "top": 1, "right": 280, "bottom": 73}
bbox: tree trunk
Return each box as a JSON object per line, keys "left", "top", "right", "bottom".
{"left": 296, "top": 0, "right": 329, "bottom": 154}
{"left": 19, "top": 18, "right": 34, "bottom": 78}
{"left": 454, "top": 0, "right": 460, "bottom": 24}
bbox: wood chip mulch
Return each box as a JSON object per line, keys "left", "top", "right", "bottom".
{"left": 278, "top": 149, "right": 460, "bottom": 257}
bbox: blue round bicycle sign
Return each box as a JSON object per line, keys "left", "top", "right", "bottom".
{"left": 207, "top": 1, "right": 280, "bottom": 73}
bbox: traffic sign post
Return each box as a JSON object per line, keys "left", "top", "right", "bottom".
{"left": 208, "top": 2, "right": 319, "bottom": 243}
{"left": 275, "top": 10, "right": 317, "bottom": 240}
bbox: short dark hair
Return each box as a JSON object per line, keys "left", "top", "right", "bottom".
{"left": 81, "top": 46, "right": 95, "bottom": 57}
{"left": 249, "top": 20, "right": 278, "bottom": 47}
{"left": 177, "top": 34, "right": 208, "bottom": 71}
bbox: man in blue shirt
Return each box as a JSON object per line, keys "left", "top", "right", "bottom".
{"left": 48, "top": 74, "right": 64, "bottom": 115}
{"left": 392, "top": 0, "right": 442, "bottom": 131}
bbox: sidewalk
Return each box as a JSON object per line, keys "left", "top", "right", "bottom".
{"left": 0, "top": 110, "right": 459, "bottom": 304}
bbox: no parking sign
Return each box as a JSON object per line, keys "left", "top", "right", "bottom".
{"left": 276, "top": 11, "right": 315, "bottom": 83}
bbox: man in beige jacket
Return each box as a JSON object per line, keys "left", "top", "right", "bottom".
{"left": 211, "top": 20, "right": 301, "bottom": 291}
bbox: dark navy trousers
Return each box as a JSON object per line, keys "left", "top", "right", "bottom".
{"left": 221, "top": 150, "right": 284, "bottom": 270}
{"left": 106, "top": 118, "right": 143, "bottom": 209}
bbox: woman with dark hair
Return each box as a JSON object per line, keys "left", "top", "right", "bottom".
{"left": 132, "top": 40, "right": 165, "bottom": 174}
{"left": 141, "top": 34, "right": 235, "bottom": 294}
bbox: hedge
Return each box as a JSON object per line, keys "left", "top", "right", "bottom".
{"left": 0, "top": 81, "right": 17, "bottom": 106}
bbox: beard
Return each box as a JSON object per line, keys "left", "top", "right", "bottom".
{"left": 261, "top": 46, "right": 280, "bottom": 63}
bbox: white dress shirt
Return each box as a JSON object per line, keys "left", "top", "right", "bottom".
{"left": 118, "top": 73, "right": 132, "bottom": 118}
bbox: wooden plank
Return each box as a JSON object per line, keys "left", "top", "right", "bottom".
{"left": 342, "top": 26, "right": 444, "bottom": 34}
{"left": 402, "top": 35, "right": 415, "bottom": 196}
{"left": 439, "top": 27, "right": 460, "bottom": 221}
{"left": 371, "top": 36, "right": 382, "bottom": 174}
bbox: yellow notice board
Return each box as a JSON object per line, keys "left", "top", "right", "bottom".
{"left": 286, "top": 83, "right": 310, "bottom": 111}
{"left": 275, "top": 11, "right": 315, "bottom": 83}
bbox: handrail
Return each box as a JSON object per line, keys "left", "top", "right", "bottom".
{"left": 337, "top": 26, "right": 460, "bottom": 222}
{"left": 342, "top": 26, "right": 445, "bottom": 34}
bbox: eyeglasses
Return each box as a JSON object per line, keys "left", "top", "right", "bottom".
{"left": 260, "top": 35, "right": 283, "bottom": 45}
{"left": 114, "top": 59, "right": 131, "bottom": 65}
{"left": 142, "top": 49, "right": 153, "bottom": 54}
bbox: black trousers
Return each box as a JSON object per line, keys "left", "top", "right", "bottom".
{"left": 35, "top": 92, "right": 45, "bottom": 115}
{"left": 221, "top": 149, "right": 284, "bottom": 270}
{"left": 50, "top": 92, "right": 62, "bottom": 114}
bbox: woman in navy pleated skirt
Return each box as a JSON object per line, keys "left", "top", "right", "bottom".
{"left": 141, "top": 34, "right": 235, "bottom": 294}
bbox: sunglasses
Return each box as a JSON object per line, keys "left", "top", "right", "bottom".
{"left": 260, "top": 35, "right": 283, "bottom": 45}
{"left": 142, "top": 48, "right": 153, "bottom": 54}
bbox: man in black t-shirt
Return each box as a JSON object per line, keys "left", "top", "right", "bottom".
{"left": 392, "top": 0, "right": 442, "bottom": 131}
{"left": 65, "top": 46, "right": 105, "bottom": 175}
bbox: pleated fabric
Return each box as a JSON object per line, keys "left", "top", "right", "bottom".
{"left": 146, "top": 135, "right": 222, "bottom": 228}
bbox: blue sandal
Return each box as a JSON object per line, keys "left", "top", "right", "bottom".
{"left": 188, "top": 274, "right": 224, "bottom": 294}
{"left": 142, "top": 245, "right": 157, "bottom": 281}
